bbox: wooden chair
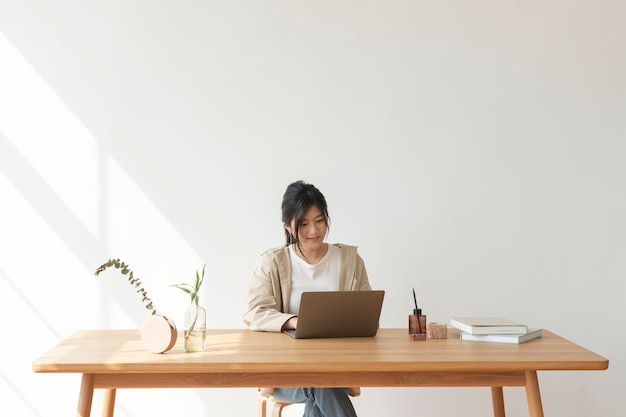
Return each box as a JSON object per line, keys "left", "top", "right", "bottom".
{"left": 258, "top": 388, "right": 361, "bottom": 417}
{"left": 257, "top": 394, "right": 295, "bottom": 417}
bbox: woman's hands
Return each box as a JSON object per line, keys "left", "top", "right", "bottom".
{"left": 282, "top": 316, "right": 298, "bottom": 330}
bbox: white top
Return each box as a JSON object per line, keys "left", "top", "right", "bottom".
{"left": 287, "top": 244, "right": 340, "bottom": 314}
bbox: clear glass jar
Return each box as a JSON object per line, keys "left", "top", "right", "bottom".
{"left": 184, "top": 303, "right": 206, "bottom": 352}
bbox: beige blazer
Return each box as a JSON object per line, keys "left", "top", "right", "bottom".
{"left": 243, "top": 243, "right": 372, "bottom": 332}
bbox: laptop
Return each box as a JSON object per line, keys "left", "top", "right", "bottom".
{"left": 282, "top": 290, "right": 385, "bottom": 339}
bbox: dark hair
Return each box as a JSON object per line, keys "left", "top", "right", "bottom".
{"left": 281, "top": 181, "right": 330, "bottom": 249}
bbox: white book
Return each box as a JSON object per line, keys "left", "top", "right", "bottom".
{"left": 460, "top": 328, "right": 542, "bottom": 344}
{"left": 449, "top": 317, "right": 528, "bottom": 335}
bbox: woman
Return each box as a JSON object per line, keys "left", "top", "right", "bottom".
{"left": 243, "top": 180, "right": 372, "bottom": 417}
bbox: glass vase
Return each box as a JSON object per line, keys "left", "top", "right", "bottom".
{"left": 184, "top": 304, "right": 206, "bottom": 352}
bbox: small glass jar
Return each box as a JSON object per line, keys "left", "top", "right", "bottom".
{"left": 184, "top": 303, "right": 206, "bottom": 352}
{"left": 409, "top": 309, "right": 427, "bottom": 341}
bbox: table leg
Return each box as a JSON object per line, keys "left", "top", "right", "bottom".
{"left": 77, "top": 373, "right": 94, "bottom": 417}
{"left": 525, "top": 371, "right": 544, "bottom": 417}
{"left": 102, "top": 389, "right": 117, "bottom": 417}
{"left": 491, "top": 386, "right": 505, "bottom": 417}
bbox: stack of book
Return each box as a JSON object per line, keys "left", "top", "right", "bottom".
{"left": 449, "top": 317, "right": 542, "bottom": 344}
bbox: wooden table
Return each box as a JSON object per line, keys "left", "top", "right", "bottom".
{"left": 32, "top": 328, "right": 608, "bottom": 417}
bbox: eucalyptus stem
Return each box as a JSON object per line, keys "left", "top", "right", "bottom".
{"left": 95, "top": 259, "right": 158, "bottom": 315}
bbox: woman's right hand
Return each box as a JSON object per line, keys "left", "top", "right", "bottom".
{"left": 282, "top": 316, "right": 298, "bottom": 330}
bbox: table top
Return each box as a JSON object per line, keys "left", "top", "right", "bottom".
{"left": 32, "top": 328, "right": 608, "bottom": 375}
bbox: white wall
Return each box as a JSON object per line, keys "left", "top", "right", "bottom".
{"left": 1, "top": 1, "right": 624, "bottom": 416}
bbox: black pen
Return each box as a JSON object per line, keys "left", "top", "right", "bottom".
{"left": 412, "top": 287, "right": 422, "bottom": 333}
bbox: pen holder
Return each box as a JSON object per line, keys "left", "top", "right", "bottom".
{"left": 409, "top": 313, "right": 427, "bottom": 341}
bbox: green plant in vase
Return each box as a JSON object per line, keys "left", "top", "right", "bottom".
{"left": 170, "top": 264, "right": 207, "bottom": 352}
{"left": 95, "top": 259, "right": 177, "bottom": 353}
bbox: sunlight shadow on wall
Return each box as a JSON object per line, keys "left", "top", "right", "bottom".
{"left": 0, "top": 29, "right": 201, "bottom": 323}
{"left": 0, "top": 31, "right": 99, "bottom": 239}
{"left": 0, "top": 30, "right": 210, "bottom": 417}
